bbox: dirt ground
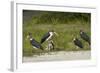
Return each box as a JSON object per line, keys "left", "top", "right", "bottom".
{"left": 22, "top": 51, "right": 91, "bottom": 63}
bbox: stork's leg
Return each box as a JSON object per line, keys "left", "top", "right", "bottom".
{"left": 47, "top": 40, "right": 52, "bottom": 51}
{"left": 88, "top": 43, "right": 91, "bottom": 49}
{"left": 48, "top": 40, "right": 51, "bottom": 51}
{"left": 49, "top": 40, "right": 55, "bottom": 51}
{"left": 52, "top": 42, "right": 54, "bottom": 50}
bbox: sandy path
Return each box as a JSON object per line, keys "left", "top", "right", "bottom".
{"left": 22, "top": 51, "right": 91, "bottom": 63}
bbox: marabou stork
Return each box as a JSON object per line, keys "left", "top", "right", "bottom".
{"left": 27, "top": 33, "right": 43, "bottom": 50}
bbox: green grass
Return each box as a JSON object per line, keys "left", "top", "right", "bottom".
{"left": 23, "top": 11, "right": 91, "bottom": 56}
{"left": 23, "top": 23, "right": 91, "bottom": 56}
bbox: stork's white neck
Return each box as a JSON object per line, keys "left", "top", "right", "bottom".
{"left": 80, "top": 32, "right": 83, "bottom": 34}
{"left": 30, "top": 38, "right": 33, "bottom": 41}
{"left": 73, "top": 38, "right": 76, "bottom": 41}
{"left": 49, "top": 32, "right": 53, "bottom": 35}
{"left": 46, "top": 32, "right": 53, "bottom": 41}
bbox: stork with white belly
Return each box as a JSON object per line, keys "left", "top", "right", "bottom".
{"left": 40, "top": 30, "right": 58, "bottom": 51}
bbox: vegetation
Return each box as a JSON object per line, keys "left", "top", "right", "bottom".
{"left": 23, "top": 10, "right": 91, "bottom": 56}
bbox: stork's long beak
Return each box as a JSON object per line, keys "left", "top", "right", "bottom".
{"left": 54, "top": 32, "right": 58, "bottom": 36}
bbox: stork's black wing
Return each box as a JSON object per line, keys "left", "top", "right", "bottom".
{"left": 40, "top": 32, "right": 50, "bottom": 44}
{"left": 80, "top": 32, "right": 90, "bottom": 45}
{"left": 30, "top": 39, "right": 43, "bottom": 50}
{"left": 74, "top": 39, "right": 83, "bottom": 48}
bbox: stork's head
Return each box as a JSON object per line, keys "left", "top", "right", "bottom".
{"left": 73, "top": 38, "right": 76, "bottom": 41}
{"left": 80, "top": 29, "right": 83, "bottom": 34}
{"left": 27, "top": 32, "right": 32, "bottom": 40}
{"left": 49, "top": 30, "right": 58, "bottom": 36}
{"left": 73, "top": 38, "right": 78, "bottom": 42}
